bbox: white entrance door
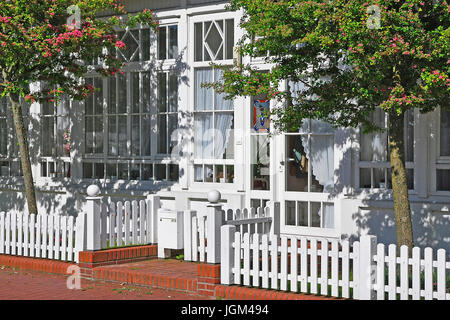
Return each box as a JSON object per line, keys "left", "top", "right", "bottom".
{"left": 277, "top": 119, "right": 339, "bottom": 238}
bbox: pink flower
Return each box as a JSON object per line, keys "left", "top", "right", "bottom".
{"left": 115, "top": 40, "right": 126, "bottom": 49}
{"left": 1, "top": 42, "right": 6, "bottom": 47}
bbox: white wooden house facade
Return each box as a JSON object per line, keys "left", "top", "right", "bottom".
{"left": 0, "top": 0, "right": 449, "bottom": 250}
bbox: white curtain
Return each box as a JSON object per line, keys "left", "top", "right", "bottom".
{"left": 300, "top": 121, "right": 334, "bottom": 193}
{"left": 195, "top": 69, "right": 213, "bottom": 111}
{"left": 322, "top": 203, "right": 334, "bottom": 228}
{"left": 214, "top": 114, "right": 233, "bottom": 159}
{"left": 194, "top": 113, "right": 213, "bottom": 159}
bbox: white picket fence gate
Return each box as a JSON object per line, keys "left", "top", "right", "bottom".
{"left": 98, "top": 196, "right": 159, "bottom": 249}
{"left": 221, "top": 228, "right": 450, "bottom": 300}
{"left": 0, "top": 211, "right": 86, "bottom": 263}
{"left": 183, "top": 202, "right": 280, "bottom": 264}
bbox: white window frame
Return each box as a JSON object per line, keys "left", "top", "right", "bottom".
{"left": 356, "top": 109, "right": 416, "bottom": 193}
{"left": 189, "top": 12, "right": 237, "bottom": 187}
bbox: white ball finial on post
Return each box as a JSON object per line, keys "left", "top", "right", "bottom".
{"left": 207, "top": 189, "right": 221, "bottom": 204}
{"left": 87, "top": 184, "right": 100, "bottom": 197}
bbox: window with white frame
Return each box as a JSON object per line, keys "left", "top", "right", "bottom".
{"left": 284, "top": 119, "right": 335, "bottom": 229}
{"left": 158, "top": 25, "right": 178, "bottom": 60}
{"left": 194, "top": 19, "right": 234, "bottom": 62}
{"left": 82, "top": 24, "right": 180, "bottom": 182}
{"left": 157, "top": 72, "right": 179, "bottom": 155}
{"left": 251, "top": 94, "right": 271, "bottom": 190}
{"left": 437, "top": 108, "right": 450, "bottom": 191}
{"left": 193, "top": 68, "right": 234, "bottom": 183}
{"left": 116, "top": 27, "right": 152, "bottom": 63}
{"left": 192, "top": 16, "right": 235, "bottom": 184}
{"left": 40, "top": 97, "right": 71, "bottom": 178}
{"left": 0, "top": 97, "right": 27, "bottom": 177}
{"left": 359, "top": 109, "right": 414, "bottom": 190}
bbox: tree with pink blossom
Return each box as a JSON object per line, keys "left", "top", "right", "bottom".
{"left": 0, "top": 0, "right": 158, "bottom": 214}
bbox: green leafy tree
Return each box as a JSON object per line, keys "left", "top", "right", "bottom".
{"left": 207, "top": 0, "right": 449, "bottom": 248}
{"left": 0, "top": 0, "right": 158, "bottom": 214}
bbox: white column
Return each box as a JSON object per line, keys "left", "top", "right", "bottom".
{"left": 146, "top": 194, "right": 160, "bottom": 244}
{"left": 86, "top": 185, "right": 102, "bottom": 251}
{"left": 359, "top": 235, "right": 377, "bottom": 300}
{"left": 221, "top": 224, "right": 236, "bottom": 285}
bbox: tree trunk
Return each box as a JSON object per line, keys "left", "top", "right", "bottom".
{"left": 8, "top": 94, "right": 39, "bottom": 215}
{"left": 388, "top": 112, "right": 413, "bottom": 249}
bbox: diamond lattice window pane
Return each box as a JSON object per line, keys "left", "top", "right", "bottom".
{"left": 120, "top": 31, "right": 139, "bottom": 62}
{"left": 205, "top": 22, "right": 223, "bottom": 60}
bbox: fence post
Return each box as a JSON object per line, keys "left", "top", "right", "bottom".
{"left": 206, "top": 190, "right": 225, "bottom": 264}
{"left": 269, "top": 201, "right": 280, "bottom": 236}
{"left": 86, "top": 185, "right": 102, "bottom": 251}
{"left": 183, "top": 210, "right": 196, "bottom": 261}
{"left": 146, "top": 194, "right": 160, "bottom": 244}
{"left": 221, "top": 224, "right": 236, "bottom": 285}
{"left": 359, "top": 235, "right": 377, "bottom": 300}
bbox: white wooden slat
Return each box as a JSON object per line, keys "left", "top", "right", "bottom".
{"left": 132, "top": 200, "right": 138, "bottom": 245}
{"left": 280, "top": 236, "right": 288, "bottom": 291}
{"left": 437, "top": 249, "right": 446, "bottom": 300}
{"left": 146, "top": 199, "right": 152, "bottom": 243}
{"left": 54, "top": 215, "right": 61, "bottom": 260}
{"left": 139, "top": 200, "right": 146, "bottom": 244}
{"left": 320, "top": 239, "right": 328, "bottom": 296}
{"left": 300, "top": 237, "right": 308, "bottom": 293}
{"left": 29, "top": 214, "right": 35, "bottom": 258}
{"left": 35, "top": 214, "right": 41, "bottom": 258}
{"left": 331, "top": 240, "right": 339, "bottom": 297}
{"left": 242, "top": 208, "right": 248, "bottom": 234}
{"left": 400, "top": 245, "right": 409, "bottom": 300}
{"left": 290, "top": 236, "right": 298, "bottom": 293}
{"left": 17, "top": 213, "right": 23, "bottom": 256}
{"left": 261, "top": 234, "right": 269, "bottom": 289}
{"left": 0, "top": 212, "right": 4, "bottom": 254}
{"left": 388, "top": 244, "right": 397, "bottom": 300}
{"left": 376, "top": 243, "right": 385, "bottom": 300}
{"left": 199, "top": 216, "right": 205, "bottom": 262}
{"left": 352, "top": 241, "right": 360, "bottom": 300}
{"left": 11, "top": 212, "right": 16, "bottom": 255}
{"left": 60, "top": 216, "right": 67, "bottom": 261}
{"left": 47, "top": 215, "right": 54, "bottom": 260}
{"left": 5, "top": 212, "right": 10, "bottom": 255}
{"left": 310, "top": 238, "right": 318, "bottom": 295}
{"left": 124, "top": 201, "right": 131, "bottom": 246}
{"left": 252, "top": 233, "right": 260, "bottom": 287}
{"left": 424, "top": 247, "right": 433, "bottom": 300}
{"left": 270, "top": 234, "right": 278, "bottom": 290}
{"left": 100, "top": 204, "right": 108, "bottom": 249}
{"left": 67, "top": 216, "right": 74, "bottom": 261}
{"left": 234, "top": 231, "right": 241, "bottom": 285}
{"left": 116, "top": 202, "right": 123, "bottom": 247}
{"left": 192, "top": 216, "right": 198, "bottom": 262}
{"left": 411, "top": 246, "right": 421, "bottom": 300}
{"left": 249, "top": 208, "right": 256, "bottom": 235}
{"left": 341, "top": 240, "right": 350, "bottom": 299}
{"left": 23, "top": 213, "right": 29, "bottom": 257}
{"left": 109, "top": 203, "right": 116, "bottom": 247}
{"left": 243, "top": 232, "right": 251, "bottom": 286}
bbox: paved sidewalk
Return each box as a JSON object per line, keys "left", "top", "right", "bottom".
{"left": 0, "top": 266, "right": 213, "bottom": 300}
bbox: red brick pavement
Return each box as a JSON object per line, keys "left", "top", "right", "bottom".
{"left": 0, "top": 266, "right": 213, "bottom": 300}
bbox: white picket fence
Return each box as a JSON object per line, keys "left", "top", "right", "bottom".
{"left": 0, "top": 211, "right": 86, "bottom": 263}
{"left": 374, "top": 243, "right": 450, "bottom": 300}
{"left": 220, "top": 229, "right": 450, "bottom": 300}
{"left": 98, "top": 196, "right": 159, "bottom": 249}
{"left": 183, "top": 202, "right": 280, "bottom": 264}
